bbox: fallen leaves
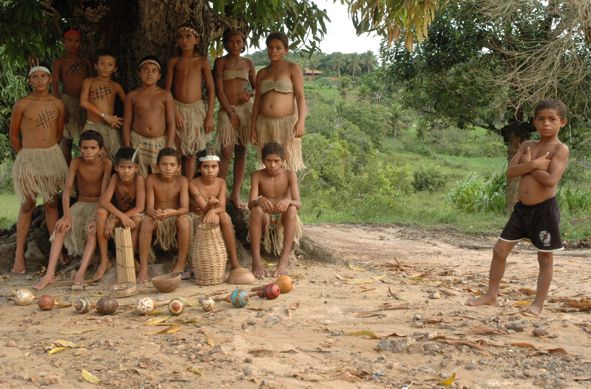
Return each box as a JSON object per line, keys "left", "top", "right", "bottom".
{"left": 46, "top": 339, "right": 80, "bottom": 354}
{"left": 438, "top": 372, "right": 456, "bottom": 386}
{"left": 335, "top": 273, "right": 385, "bottom": 285}
{"left": 152, "top": 324, "right": 182, "bottom": 335}
{"left": 81, "top": 369, "right": 100, "bottom": 384}
{"left": 468, "top": 326, "right": 506, "bottom": 336}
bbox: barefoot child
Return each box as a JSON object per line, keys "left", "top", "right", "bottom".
{"left": 95, "top": 147, "right": 145, "bottom": 281}
{"left": 214, "top": 29, "right": 256, "bottom": 209}
{"left": 165, "top": 24, "right": 215, "bottom": 179}
{"left": 138, "top": 147, "right": 191, "bottom": 282}
{"left": 250, "top": 32, "right": 306, "bottom": 172}
{"left": 189, "top": 151, "right": 241, "bottom": 272}
{"left": 52, "top": 29, "right": 92, "bottom": 164}
{"left": 248, "top": 142, "right": 302, "bottom": 278}
{"left": 9, "top": 66, "right": 68, "bottom": 274}
{"left": 123, "top": 55, "right": 175, "bottom": 176}
{"left": 35, "top": 130, "right": 112, "bottom": 289}
{"left": 467, "top": 99, "right": 570, "bottom": 316}
{"left": 80, "top": 51, "right": 126, "bottom": 161}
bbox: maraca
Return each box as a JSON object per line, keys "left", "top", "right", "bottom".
{"left": 255, "top": 283, "right": 280, "bottom": 300}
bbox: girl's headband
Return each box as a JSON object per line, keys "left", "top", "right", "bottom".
{"left": 178, "top": 26, "right": 198, "bottom": 38}
{"left": 28, "top": 66, "right": 51, "bottom": 77}
{"left": 138, "top": 59, "right": 161, "bottom": 71}
{"left": 198, "top": 155, "right": 220, "bottom": 162}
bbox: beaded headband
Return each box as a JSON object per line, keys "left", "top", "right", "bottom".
{"left": 178, "top": 26, "right": 198, "bottom": 38}
{"left": 138, "top": 59, "right": 161, "bottom": 71}
{"left": 28, "top": 66, "right": 51, "bottom": 77}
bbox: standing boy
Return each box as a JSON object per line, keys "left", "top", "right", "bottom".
{"left": 95, "top": 147, "right": 145, "bottom": 281}
{"left": 165, "top": 25, "right": 215, "bottom": 179}
{"left": 138, "top": 148, "right": 191, "bottom": 282}
{"left": 52, "top": 29, "right": 92, "bottom": 163}
{"left": 9, "top": 66, "right": 68, "bottom": 274}
{"left": 34, "top": 130, "right": 112, "bottom": 290}
{"left": 123, "top": 55, "right": 176, "bottom": 177}
{"left": 80, "top": 51, "right": 126, "bottom": 161}
{"left": 468, "top": 98, "right": 570, "bottom": 316}
{"left": 248, "top": 142, "right": 302, "bottom": 278}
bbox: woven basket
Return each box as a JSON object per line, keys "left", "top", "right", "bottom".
{"left": 191, "top": 223, "right": 228, "bottom": 286}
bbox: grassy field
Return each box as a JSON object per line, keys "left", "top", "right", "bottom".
{"left": 0, "top": 192, "right": 20, "bottom": 229}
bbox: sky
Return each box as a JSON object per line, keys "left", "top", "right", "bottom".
{"left": 313, "top": 0, "right": 382, "bottom": 54}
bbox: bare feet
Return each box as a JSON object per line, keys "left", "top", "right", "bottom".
{"left": 33, "top": 275, "right": 55, "bottom": 290}
{"left": 231, "top": 195, "right": 248, "bottom": 210}
{"left": 523, "top": 303, "right": 543, "bottom": 317}
{"left": 273, "top": 262, "right": 289, "bottom": 277}
{"left": 170, "top": 264, "right": 185, "bottom": 274}
{"left": 466, "top": 293, "right": 497, "bottom": 306}
{"left": 73, "top": 272, "right": 86, "bottom": 286}
{"left": 92, "top": 260, "right": 112, "bottom": 282}
{"left": 11, "top": 259, "right": 26, "bottom": 274}
{"left": 137, "top": 270, "right": 150, "bottom": 283}
{"left": 252, "top": 263, "right": 267, "bottom": 279}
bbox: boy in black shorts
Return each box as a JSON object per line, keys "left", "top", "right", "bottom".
{"left": 468, "top": 99, "right": 569, "bottom": 316}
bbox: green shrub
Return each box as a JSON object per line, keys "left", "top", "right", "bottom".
{"left": 448, "top": 171, "right": 506, "bottom": 213}
{"left": 413, "top": 169, "right": 446, "bottom": 192}
{"left": 0, "top": 158, "right": 13, "bottom": 193}
{"left": 558, "top": 187, "right": 591, "bottom": 215}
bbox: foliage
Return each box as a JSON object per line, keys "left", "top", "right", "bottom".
{"left": 448, "top": 172, "right": 506, "bottom": 214}
{"left": 412, "top": 169, "right": 446, "bottom": 192}
{"left": 558, "top": 187, "right": 591, "bottom": 216}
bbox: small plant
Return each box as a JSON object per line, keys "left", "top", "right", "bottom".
{"left": 448, "top": 171, "right": 506, "bottom": 214}
{"left": 413, "top": 169, "right": 446, "bottom": 192}
{"left": 558, "top": 187, "right": 591, "bottom": 215}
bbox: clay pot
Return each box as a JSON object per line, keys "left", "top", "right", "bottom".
{"left": 38, "top": 295, "right": 55, "bottom": 310}
{"left": 96, "top": 297, "right": 119, "bottom": 315}
{"left": 152, "top": 273, "right": 182, "bottom": 293}
{"left": 136, "top": 298, "right": 154, "bottom": 315}
{"left": 275, "top": 275, "right": 293, "bottom": 293}
{"left": 74, "top": 297, "right": 91, "bottom": 314}
{"left": 168, "top": 299, "right": 184, "bottom": 315}
{"left": 227, "top": 267, "right": 256, "bottom": 285}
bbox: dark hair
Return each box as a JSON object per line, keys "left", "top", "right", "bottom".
{"left": 157, "top": 147, "right": 181, "bottom": 164}
{"left": 534, "top": 99, "right": 568, "bottom": 119}
{"left": 266, "top": 32, "right": 288, "bottom": 50}
{"left": 223, "top": 29, "right": 246, "bottom": 53}
{"left": 176, "top": 24, "right": 199, "bottom": 54}
{"left": 79, "top": 130, "right": 103, "bottom": 148}
{"left": 137, "top": 55, "right": 162, "bottom": 71}
{"left": 95, "top": 50, "right": 117, "bottom": 65}
{"left": 261, "top": 142, "right": 285, "bottom": 161}
{"left": 114, "top": 147, "right": 136, "bottom": 165}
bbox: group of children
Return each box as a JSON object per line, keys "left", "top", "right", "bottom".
{"left": 10, "top": 26, "right": 306, "bottom": 289}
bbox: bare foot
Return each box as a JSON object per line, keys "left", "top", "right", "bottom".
{"left": 466, "top": 293, "right": 497, "bottom": 306}
{"left": 137, "top": 270, "right": 150, "bottom": 283}
{"left": 273, "top": 262, "right": 289, "bottom": 277}
{"left": 252, "top": 264, "right": 267, "bottom": 279}
{"left": 92, "top": 260, "right": 112, "bottom": 282}
{"left": 231, "top": 195, "right": 248, "bottom": 210}
{"left": 523, "top": 304, "right": 543, "bottom": 317}
{"left": 33, "top": 275, "right": 55, "bottom": 290}
{"left": 73, "top": 272, "right": 86, "bottom": 286}
{"left": 11, "top": 259, "right": 26, "bottom": 274}
{"left": 170, "top": 264, "right": 184, "bottom": 274}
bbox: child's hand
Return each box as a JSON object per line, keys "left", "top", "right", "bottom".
{"left": 120, "top": 214, "right": 136, "bottom": 229}
{"left": 250, "top": 128, "right": 258, "bottom": 145}
{"left": 205, "top": 115, "right": 214, "bottom": 134}
{"left": 240, "top": 90, "right": 252, "bottom": 104}
{"left": 275, "top": 200, "right": 290, "bottom": 213}
{"left": 105, "top": 216, "right": 119, "bottom": 237}
{"left": 229, "top": 111, "right": 240, "bottom": 129}
{"left": 257, "top": 196, "right": 274, "bottom": 214}
{"left": 203, "top": 209, "right": 219, "bottom": 224}
{"left": 175, "top": 109, "right": 185, "bottom": 129}
{"left": 110, "top": 115, "right": 123, "bottom": 128}
{"left": 207, "top": 197, "right": 219, "bottom": 207}
{"left": 294, "top": 120, "right": 305, "bottom": 138}
{"left": 55, "top": 216, "right": 72, "bottom": 233}
{"left": 152, "top": 209, "right": 165, "bottom": 220}
{"left": 532, "top": 152, "right": 551, "bottom": 171}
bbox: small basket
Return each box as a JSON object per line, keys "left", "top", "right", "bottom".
{"left": 110, "top": 282, "right": 138, "bottom": 298}
{"left": 191, "top": 223, "right": 228, "bottom": 286}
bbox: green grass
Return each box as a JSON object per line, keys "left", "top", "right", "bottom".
{"left": 0, "top": 192, "right": 20, "bottom": 228}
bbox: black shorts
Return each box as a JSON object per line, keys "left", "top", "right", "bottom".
{"left": 499, "top": 197, "right": 563, "bottom": 252}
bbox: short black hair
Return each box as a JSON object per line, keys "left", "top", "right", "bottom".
{"left": 157, "top": 147, "right": 181, "bottom": 164}
{"left": 137, "top": 55, "right": 162, "bottom": 71}
{"left": 95, "top": 50, "right": 117, "bottom": 65}
{"left": 266, "top": 32, "right": 289, "bottom": 50}
{"left": 534, "top": 99, "right": 568, "bottom": 119}
{"left": 79, "top": 130, "right": 103, "bottom": 148}
{"left": 114, "top": 147, "right": 136, "bottom": 165}
{"left": 223, "top": 29, "right": 246, "bottom": 52}
{"left": 261, "top": 142, "right": 285, "bottom": 161}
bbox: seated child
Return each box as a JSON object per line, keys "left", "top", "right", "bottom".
{"left": 95, "top": 147, "right": 145, "bottom": 281}
{"left": 248, "top": 142, "right": 302, "bottom": 278}
{"left": 467, "top": 98, "right": 570, "bottom": 316}
{"left": 138, "top": 147, "right": 191, "bottom": 282}
{"left": 188, "top": 150, "right": 241, "bottom": 272}
{"left": 34, "top": 130, "right": 112, "bottom": 289}
{"left": 123, "top": 55, "right": 175, "bottom": 176}
{"left": 80, "top": 51, "right": 126, "bottom": 160}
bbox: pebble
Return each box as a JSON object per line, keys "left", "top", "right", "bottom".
{"left": 465, "top": 361, "right": 477, "bottom": 370}
{"left": 264, "top": 315, "right": 281, "bottom": 326}
{"left": 429, "top": 291, "right": 441, "bottom": 299}
{"left": 505, "top": 320, "right": 527, "bottom": 332}
{"left": 6, "top": 340, "right": 16, "bottom": 347}
{"left": 532, "top": 328, "right": 548, "bottom": 337}
{"left": 422, "top": 343, "right": 440, "bottom": 355}
{"left": 375, "top": 338, "right": 415, "bottom": 353}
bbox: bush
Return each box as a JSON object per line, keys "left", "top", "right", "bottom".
{"left": 558, "top": 187, "right": 591, "bottom": 215}
{"left": 413, "top": 169, "right": 446, "bottom": 192}
{"left": 448, "top": 172, "right": 506, "bottom": 214}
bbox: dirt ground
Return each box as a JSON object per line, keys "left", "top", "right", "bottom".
{"left": 0, "top": 223, "right": 590, "bottom": 388}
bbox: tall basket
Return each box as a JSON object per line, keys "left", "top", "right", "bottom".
{"left": 191, "top": 223, "right": 228, "bottom": 286}
{"left": 115, "top": 227, "right": 136, "bottom": 284}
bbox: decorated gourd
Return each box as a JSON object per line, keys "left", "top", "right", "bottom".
{"left": 136, "top": 297, "right": 154, "bottom": 315}
{"left": 229, "top": 288, "right": 249, "bottom": 308}
{"left": 275, "top": 275, "right": 293, "bottom": 293}
{"left": 74, "top": 297, "right": 91, "bottom": 314}
{"left": 96, "top": 297, "right": 119, "bottom": 315}
{"left": 257, "top": 283, "right": 280, "bottom": 300}
{"left": 13, "top": 289, "right": 35, "bottom": 306}
{"left": 168, "top": 298, "right": 184, "bottom": 315}
{"left": 38, "top": 295, "right": 55, "bottom": 310}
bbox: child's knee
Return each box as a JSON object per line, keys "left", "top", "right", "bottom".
{"left": 251, "top": 206, "right": 264, "bottom": 219}
{"left": 177, "top": 215, "right": 191, "bottom": 230}
{"left": 44, "top": 197, "right": 59, "bottom": 210}
{"left": 96, "top": 208, "right": 108, "bottom": 220}
{"left": 20, "top": 198, "right": 36, "bottom": 213}
{"left": 537, "top": 252, "right": 553, "bottom": 268}
{"left": 141, "top": 217, "right": 155, "bottom": 232}
{"left": 492, "top": 242, "right": 511, "bottom": 260}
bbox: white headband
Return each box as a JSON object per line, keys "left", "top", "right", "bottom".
{"left": 138, "top": 59, "right": 161, "bottom": 71}
{"left": 198, "top": 155, "right": 220, "bottom": 162}
{"left": 178, "top": 26, "right": 198, "bottom": 38}
{"left": 28, "top": 66, "right": 51, "bottom": 77}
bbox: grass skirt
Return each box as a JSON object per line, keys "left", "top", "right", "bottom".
{"left": 82, "top": 121, "right": 121, "bottom": 161}
{"left": 217, "top": 100, "right": 253, "bottom": 147}
{"left": 255, "top": 113, "right": 305, "bottom": 171}
{"left": 252, "top": 212, "right": 303, "bottom": 256}
{"left": 175, "top": 100, "right": 210, "bottom": 155}
{"left": 62, "top": 94, "right": 86, "bottom": 140}
{"left": 12, "top": 144, "right": 67, "bottom": 203}
{"left": 154, "top": 216, "right": 179, "bottom": 251}
{"left": 63, "top": 201, "right": 97, "bottom": 256}
{"left": 130, "top": 131, "right": 166, "bottom": 177}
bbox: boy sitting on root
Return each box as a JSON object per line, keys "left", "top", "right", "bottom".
{"left": 248, "top": 142, "right": 302, "bottom": 278}
{"left": 138, "top": 147, "right": 190, "bottom": 282}
{"left": 35, "top": 130, "right": 112, "bottom": 289}
{"left": 95, "top": 147, "right": 145, "bottom": 281}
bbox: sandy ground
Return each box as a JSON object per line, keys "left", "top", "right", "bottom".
{"left": 0, "top": 223, "right": 590, "bottom": 388}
